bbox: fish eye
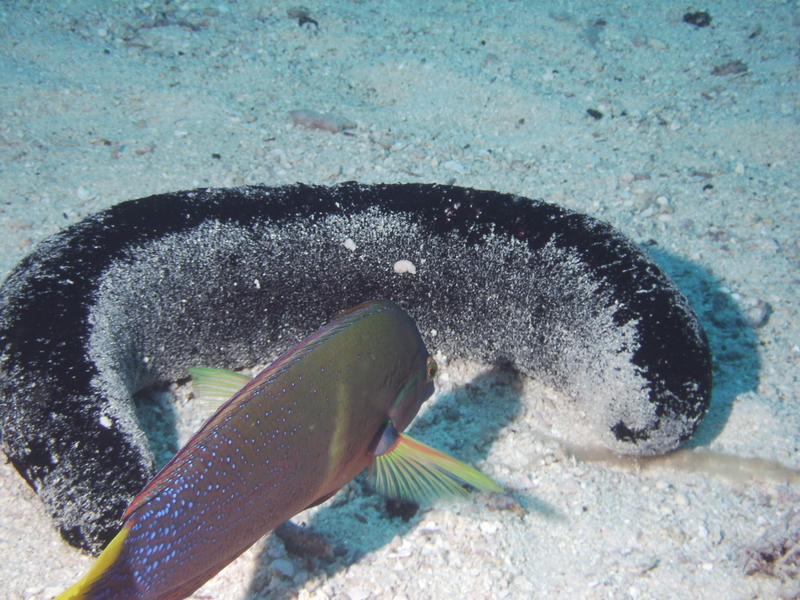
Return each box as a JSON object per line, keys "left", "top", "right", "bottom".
{"left": 426, "top": 357, "right": 438, "bottom": 379}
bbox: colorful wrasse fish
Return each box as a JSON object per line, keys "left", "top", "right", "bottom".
{"left": 55, "top": 300, "right": 501, "bottom": 600}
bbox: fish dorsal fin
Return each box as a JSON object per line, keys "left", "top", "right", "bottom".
{"left": 187, "top": 366, "right": 253, "bottom": 410}
{"left": 369, "top": 425, "right": 503, "bottom": 504}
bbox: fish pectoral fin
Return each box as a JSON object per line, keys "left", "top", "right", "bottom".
{"left": 53, "top": 521, "right": 132, "bottom": 600}
{"left": 187, "top": 366, "right": 253, "bottom": 410}
{"left": 368, "top": 431, "right": 503, "bottom": 505}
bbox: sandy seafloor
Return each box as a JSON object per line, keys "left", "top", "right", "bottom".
{"left": 1, "top": 0, "right": 799, "bottom": 599}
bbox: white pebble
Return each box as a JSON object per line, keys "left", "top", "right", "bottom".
{"left": 442, "top": 160, "right": 467, "bottom": 174}
{"left": 76, "top": 186, "right": 91, "bottom": 201}
{"left": 347, "top": 589, "right": 371, "bottom": 600}
{"left": 343, "top": 237, "right": 357, "bottom": 251}
{"left": 393, "top": 260, "right": 417, "bottom": 274}
{"left": 480, "top": 521, "right": 500, "bottom": 535}
{"left": 745, "top": 300, "right": 770, "bottom": 328}
{"left": 269, "top": 558, "right": 295, "bottom": 579}
{"left": 759, "top": 238, "right": 779, "bottom": 253}
{"left": 98, "top": 415, "right": 113, "bottom": 428}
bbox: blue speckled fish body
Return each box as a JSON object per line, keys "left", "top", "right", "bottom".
{"left": 58, "top": 300, "right": 435, "bottom": 600}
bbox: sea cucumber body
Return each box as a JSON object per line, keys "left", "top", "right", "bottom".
{"left": 0, "top": 183, "right": 712, "bottom": 551}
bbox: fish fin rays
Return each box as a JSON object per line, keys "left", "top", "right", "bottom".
{"left": 187, "top": 366, "right": 253, "bottom": 411}
{"left": 369, "top": 433, "right": 503, "bottom": 504}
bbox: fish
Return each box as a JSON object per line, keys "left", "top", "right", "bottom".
{"left": 55, "top": 300, "right": 501, "bottom": 600}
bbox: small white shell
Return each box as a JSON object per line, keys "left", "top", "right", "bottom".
{"left": 343, "top": 237, "right": 357, "bottom": 251}
{"left": 393, "top": 259, "right": 417, "bottom": 274}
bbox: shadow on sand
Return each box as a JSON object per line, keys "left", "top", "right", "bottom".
{"left": 647, "top": 248, "right": 762, "bottom": 449}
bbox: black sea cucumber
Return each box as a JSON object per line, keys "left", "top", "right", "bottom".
{"left": 0, "top": 183, "right": 712, "bottom": 551}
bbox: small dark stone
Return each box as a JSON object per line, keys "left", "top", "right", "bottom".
{"left": 287, "top": 6, "right": 318, "bottom": 28}
{"left": 587, "top": 108, "right": 603, "bottom": 120}
{"left": 385, "top": 498, "right": 418, "bottom": 521}
{"left": 683, "top": 11, "right": 712, "bottom": 27}
{"left": 711, "top": 60, "right": 747, "bottom": 76}
{"left": 274, "top": 521, "right": 333, "bottom": 559}
{"left": 211, "top": 153, "right": 221, "bottom": 159}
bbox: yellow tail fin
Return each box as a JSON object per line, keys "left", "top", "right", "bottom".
{"left": 53, "top": 522, "right": 131, "bottom": 600}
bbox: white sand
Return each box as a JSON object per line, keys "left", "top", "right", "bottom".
{"left": 1, "top": 1, "right": 799, "bottom": 599}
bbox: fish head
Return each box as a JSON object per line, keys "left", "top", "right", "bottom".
{"left": 385, "top": 352, "right": 437, "bottom": 433}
